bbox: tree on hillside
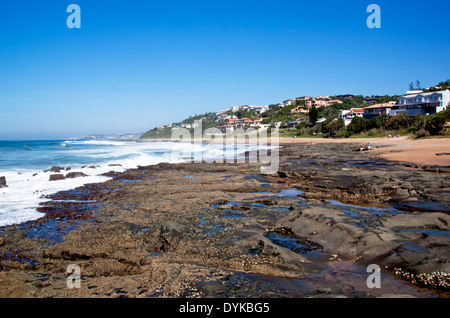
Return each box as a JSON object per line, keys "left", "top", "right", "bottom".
{"left": 409, "top": 80, "right": 422, "bottom": 91}
{"left": 415, "top": 80, "right": 421, "bottom": 90}
{"left": 437, "top": 79, "right": 450, "bottom": 90}
{"left": 309, "top": 105, "right": 319, "bottom": 125}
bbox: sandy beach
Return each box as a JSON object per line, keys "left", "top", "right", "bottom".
{"left": 277, "top": 136, "right": 450, "bottom": 167}
{"left": 143, "top": 136, "right": 450, "bottom": 167}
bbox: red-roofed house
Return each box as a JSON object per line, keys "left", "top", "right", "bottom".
{"left": 339, "top": 108, "right": 365, "bottom": 125}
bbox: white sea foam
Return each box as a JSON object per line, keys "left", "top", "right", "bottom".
{"left": 0, "top": 140, "right": 268, "bottom": 227}
{"left": 0, "top": 168, "right": 113, "bottom": 227}
{"left": 65, "top": 139, "right": 130, "bottom": 146}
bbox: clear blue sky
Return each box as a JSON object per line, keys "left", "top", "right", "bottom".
{"left": 1, "top": 0, "right": 449, "bottom": 139}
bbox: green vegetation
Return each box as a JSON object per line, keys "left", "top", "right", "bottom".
{"left": 261, "top": 103, "right": 298, "bottom": 124}
{"left": 339, "top": 108, "right": 450, "bottom": 138}
{"left": 308, "top": 105, "right": 319, "bottom": 125}
{"left": 140, "top": 126, "right": 176, "bottom": 139}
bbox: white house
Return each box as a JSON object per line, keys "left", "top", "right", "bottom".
{"left": 231, "top": 105, "right": 250, "bottom": 112}
{"left": 339, "top": 108, "right": 365, "bottom": 126}
{"left": 248, "top": 105, "right": 269, "bottom": 113}
{"left": 393, "top": 89, "right": 450, "bottom": 116}
{"left": 279, "top": 99, "right": 294, "bottom": 107}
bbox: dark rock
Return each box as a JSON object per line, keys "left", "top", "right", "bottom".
{"left": 50, "top": 166, "right": 64, "bottom": 173}
{"left": 440, "top": 167, "right": 450, "bottom": 173}
{"left": 0, "top": 176, "right": 7, "bottom": 188}
{"left": 277, "top": 171, "right": 288, "bottom": 178}
{"left": 157, "top": 221, "right": 185, "bottom": 252}
{"left": 49, "top": 174, "right": 65, "bottom": 181}
{"left": 108, "top": 164, "right": 122, "bottom": 167}
{"left": 65, "top": 172, "right": 88, "bottom": 179}
{"left": 100, "top": 171, "right": 120, "bottom": 177}
{"left": 421, "top": 165, "right": 440, "bottom": 173}
{"left": 197, "top": 281, "right": 226, "bottom": 295}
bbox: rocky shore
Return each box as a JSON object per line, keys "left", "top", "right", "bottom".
{"left": 0, "top": 141, "right": 449, "bottom": 298}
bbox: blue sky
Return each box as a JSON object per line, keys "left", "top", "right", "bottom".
{"left": 0, "top": 0, "right": 449, "bottom": 139}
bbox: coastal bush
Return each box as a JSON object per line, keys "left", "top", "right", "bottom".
{"left": 321, "top": 117, "right": 345, "bottom": 137}
{"left": 343, "top": 110, "right": 449, "bottom": 138}
{"left": 308, "top": 106, "right": 319, "bottom": 125}
{"left": 415, "top": 128, "right": 430, "bottom": 138}
{"left": 346, "top": 116, "right": 374, "bottom": 135}
{"left": 424, "top": 108, "right": 450, "bottom": 135}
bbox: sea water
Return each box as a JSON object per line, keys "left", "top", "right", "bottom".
{"left": 0, "top": 139, "right": 265, "bottom": 226}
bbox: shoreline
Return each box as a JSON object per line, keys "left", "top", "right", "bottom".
{"left": 0, "top": 140, "right": 449, "bottom": 298}
{"left": 141, "top": 136, "right": 450, "bottom": 167}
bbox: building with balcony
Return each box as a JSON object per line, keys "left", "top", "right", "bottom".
{"left": 392, "top": 90, "right": 450, "bottom": 117}
{"left": 363, "top": 103, "right": 395, "bottom": 119}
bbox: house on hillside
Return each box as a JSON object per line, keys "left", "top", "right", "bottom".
{"left": 222, "top": 117, "right": 262, "bottom": 133}
{"left": 290, "top": 106, "right": 309, "bottom": 115}
{"left": 392, "top": 90, "right": 450, "bottom": 117}
{"left": 305, "top": 99, "right": 343, "bottom": 109}
{"left": 222, "top": 124, "right": 235, "bottom": 133}
{"left": 363, "top": 98, "right": 377, "bottom": 105}
{"left": 295, "top": 96, "right": 314, "bottom": 102}
{"left": 279, "top": 99, "right": 295, "bottom": 107}
{"left": 335, "top": 94, "right": 355, "bottom": 100}
{"left": 231, "top": 105, "right": 250, "bottom": 112}
{"left": 248, "top": 105, "right": 269, "bottom": 113}
{"left": 286, "top": 120, "right": 303, "bottom": 128}
{"left": 363, "top": 103, "right": 396, "bottom": 119}
{"left": 339, "top": 108, "right": 365, "bottom": 125}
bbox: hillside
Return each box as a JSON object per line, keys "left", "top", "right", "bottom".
{"left": 140, "top": 80, "right": 450, "bottom": 140}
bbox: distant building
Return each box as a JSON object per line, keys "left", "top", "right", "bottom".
{"left": 339, "top": 108, "right": 365, "bottom": 125}
{"left": 290, "top": 106, "right": 309, "bottom": 114}
{"left": 306, "top": 99, "right": 343, "bottom": 109}
{"left": 316, "top": 95, "right": 330, "bottom": 100}
{"left": 363, "top": 103, "right": 395, "bottom": 119}
{"left": 231, "top": 105, "right": 250, "bottom": 112}
{"left": 285, "top": 120, "right": 304, "bottom": 128}
{"left": 248, "top": 105, "right": 269, "bottom": 113}
{"left": 222, "top": 124, "right": 235, "bottom": 133}
{"left": 222, "top": 117, "right": 262, "bottom": 133}
{"left": 230, "top": 105, "right": 269, "bottom": 113}
{"left": 363, "top": 98, "right": 377, "bottom": 105}
{"left": 279, "top": 99, "right": 294, "bottom": 107}
{"left": 391, "top": 90, "right": 450, "bottom": 117}
{"left": 335, "top": 94, "right": 355, "bottom": 100}
{"left": 295, "top": 96, "right": 314, "bottom": 102}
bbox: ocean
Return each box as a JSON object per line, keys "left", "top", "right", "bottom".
{"left": 0, "top": 138, "right": 264, "bottom": 227}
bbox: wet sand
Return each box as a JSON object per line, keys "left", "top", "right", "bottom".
{"left": 277, "top": 136, "right": 450, "bottom": 167}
